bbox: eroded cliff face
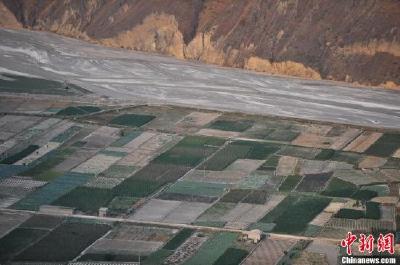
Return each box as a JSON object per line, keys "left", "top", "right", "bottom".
{"left": 1, "top": 0, "right": 399, "bottom": 88}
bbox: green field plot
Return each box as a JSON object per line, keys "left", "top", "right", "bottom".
{"left": 296, "top": 172, "right": 332, "bottom": 193}
{"left": 315, "top": 149, "right": 336, "bottom": 160}
{"left": 20, "top": 215, "right": 64, "bottom": 230}
{"left": 208, "top": 119, "right": 254, "bottom": 132}
{"left": 14, "top": 222, "right": 111, "bottom": 262}
{"left": 220, "top": 189, "right": 269, "bottom": 204}
{"left": 334, "top": 209, "right": 365, "bottom": 219}
{"left": 0, "top": 227, "right": 48, "bottom": 262}
{"left": 111, "top": 130, "right": 142, "bottom": 147}
{"left": 52, "top": 187, "right": 114, "bottom": 214}
{"left": 321, "top": 178, "right": 357, "bottom": 198}
{"left": 203, "top": 140, "right": 280, "bottom": 171}
{"left": 277, "top": 145, "right": 320, "bottom": 160}
{"left": 154, "top": 136, "right": 224, "bottom": 167}
{"left": 107, "top": 196, "right": 139, "bottom": 215}
{"left": 163, "top": 228, "right": 194, "bottom": 250}
{"left": 382, "top": 157, "right": 400, "bottom": 169}
{"left": 101, "top": 164, "right": 136, "bottom": 179}
{"left": 158, "top": 192, "right": 216, "bottom": 203}
{"left": 99, "top": 149, "right": 127, "bottom": 157}
{"left": 335, "top": 202, "right": 380, "bottom": 220}
{"left": 258, "top": 155, "right": 281, "bottom": 171}
{"left": 143, "top": 249, "right": 173, "bottom": 265}
{"left": 51, "top": 126, "right": 82, "bottom": 143}
{"left": 21, "top": 147, "right": 75, "bottom": 181}
{"left": 365, "top": 133, "right": 400, "bottom": 157}
{"left": 202, "top": 144, "right": 251, "bottom": 170}
{"left": 184, "top": 232, "right": 238, "bottom": 265}
{"left": 130, "top": 163, "right": 191, "bottom": 183}
{"left": 0, "top": 145, "right": 39, "bottom": 164}
{"left": 330, "top": 151, "right": 363, "bottom": 165}
{"left": 56, "top": 106, "right": 101, "bottom": 116}
{"left": 259, "top": 195, "right": 331, "bottom": 234}
{"left": 196, "top": 202, "right": 236, "bottom": 224}
{"left": 0, "top": 73, "right": 88, "bottom": 95}
{"left": 361, "top": 185, "right": 389, "bottom": 197}
{"left": 351, "top": 189, "right": 378, "bottom": 201}
{"left": 242, "top": 190, "right": 269, "bottom": 204}
{"left": 0, "top": 164, "right": 27, "bottom": 179}
{"left": 112, "top": 178, "right": 164, "bottom": 198}
{"left": 279, "top": 175, "right": 302, "bottom": 192}
{"left": 234, "top": 141, "right": 281, "bottom": 160}
{"left": 213, "top": 247, "right": 249, "bottom": 265}
{"left": 12, "top": 172, "right": 92, "bottom": 211}
{"left": 264, "top": 129, "right": 300, "bottom": 142}
{"left": 220, "top": 189, "right": 251, "bottom": 203}
{"left": 165, "top": 180, "right": 226, "bottom": 198}
{"left": 79, "top": 253, "right": 144, "bottom": 263}
{"left": 110, "top": 114, "right": 155, "bottom": 127}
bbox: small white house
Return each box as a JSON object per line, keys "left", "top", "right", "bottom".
{"left": 243, "top": 229, "right": 263, "bottom": 243}
{"left": 98, "top": 207, "right": 108, "bottom": 217}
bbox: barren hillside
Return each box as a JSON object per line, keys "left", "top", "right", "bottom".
{"left": 1, "top": 0, "right": 399, "bottom": 88}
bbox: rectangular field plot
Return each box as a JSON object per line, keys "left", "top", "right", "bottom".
{"left": 131, "top": 199, "right": 210, "bottom": 224}
{"left": 110, "top": 113, "right": 155, "bottom": 127}
{"left": 203, "top": 141, "right": 280, "bottom": 171}
{"left": 275, "top": 156, "right": 298, "bottom": 176}
{"left": 88, "top": 238, "right": 163, "bottom": 257}
{"left": 277, "top": 145, "right": 320, "bottom": 160}
{"left": 0, "top": 211, "right": 31, "bottom": 238}
{"left": 278, "top": 175, "right": 302, "bottom": 192}
{"left": 164, "top": 233, "right": 208, "bottom": 265}
{"left": 72, "top": 153, "right": 121, "bottom": 175}
{"left": 365, "top": 133, "right": 400, "bottom": 157}
{"left": 208, "top": 119, "right": 254, "bottom": 132}
{"left": 164, "top": 180, "right": 227, "bottom": 198}
{"left": 129, "top": 163, "right": 191, "bottom": 184}
{"left": 0, "top": 227, "right": 48, "bottom": 262}
{"left": 153, "top": 136, "right": 224, "bottom": 167}
{"left": 11, "top": 172, "right": 92, "bottom": 211}
{"left": 110, "top": 130, "right": 142, "bottom": 147}
{"left": 19, "top": 214, "right": 65, "bottom": 230}
{"left": 344, "top": 131, "right": 383, "bottom": 153}
{"left": 259, "top": 195, "right": 331, "bottom": 234}
{"left": 81, "top": 126, "right": 120, "bottom": 149}
{"left": 175, "top": 112, "right": 220, "bottom": 132}
{"left": 333, "top": 169, "right": 378, "bottom": 186}
{"left": 238, "top": 171, "right": 271, "bottom": 189}
{"left": 242, "top": 237, "right": 297, "bottom": 265}
{"left": 15, "top": 142, "right": 61, "bottom": 166}
{"left": 112, "top": 178, "right": 164, "bottom": 198}
{"left": 56, "top": 105, "right": 101, "bottom": 116}
{"left": 14, "top": 221, "right": 111, "bottom": 262}
{"left": 0, "top": 145, "right": 39, "bottom": 165}
{"left": 108, "top": 224, "right": 176, "bottom": 242}
{"left": 183, "top": 232, "right": 238, "bottom": 265}
{"left": 53, "top": 148, "right": 97, "bottom": 172}
{"left": 213, "top": 248, "right": 249, "bottom": 265}
{"left": 52, "top": 187, "right": 114, "bottom": 214}
{"left": 195, "top": 202, "right": 236, "bottom": 227}
{"left": 222, "top": 203, "right": 273, "bottom": 229}
{"left": 0, "top": 176, "right": 47, "bottom": 207}
{"left": 295, "top": 172, "right": 332, "bottom": 192}
{"left": 21, "top": 147, "right": 76, "bottom": 181}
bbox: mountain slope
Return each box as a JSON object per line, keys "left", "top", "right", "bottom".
{"left": 1, "top": 0, "right": 399, "bottom": 88}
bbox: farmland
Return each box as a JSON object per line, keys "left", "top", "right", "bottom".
{"left": 0, "top": 95, "right": 399, "bottom": 263}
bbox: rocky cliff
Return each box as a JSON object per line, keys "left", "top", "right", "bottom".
{"left": 1, "top": 0, "right": 399, "bottom": 88}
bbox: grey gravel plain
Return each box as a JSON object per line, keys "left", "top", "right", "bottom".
{"left": 1, "top": 29, "right": 400, "bottom": 129}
